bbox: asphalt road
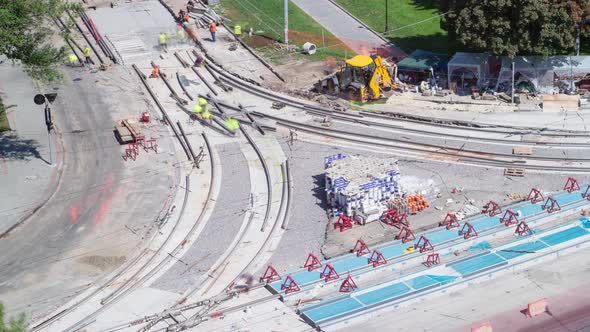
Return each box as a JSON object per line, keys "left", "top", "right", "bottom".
{"left": 0, "top": 65, "right": 177, "bottom": 321}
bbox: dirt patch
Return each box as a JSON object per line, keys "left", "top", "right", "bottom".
{"left": 78, "top": 255, "right": 126, "bottom": 271}
{"left": 275, "top": 59, "right": 332, "bottom": 90}
{"left": 242, "top": 34, "right": 276, "bottom": 48}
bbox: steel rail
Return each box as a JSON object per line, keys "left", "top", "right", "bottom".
{"left": 132, "top": 64, "right": 192, "bottom": 162}
{"left": 271, "top": 117, "right": 590, "bottom": 164}
{"left": 205, "top": 58, "right": 590, "bottom": 140}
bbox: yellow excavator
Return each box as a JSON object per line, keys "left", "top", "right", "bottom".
{"left": 314, "top": 55, "right": 395, "bottom": 102}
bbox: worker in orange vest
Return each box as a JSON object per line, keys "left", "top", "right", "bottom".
{"left": 209, "top": 21, "right": 217, "bottom": 42}
{"left": 150, "top": 66, "right": 160, "bottom": 78}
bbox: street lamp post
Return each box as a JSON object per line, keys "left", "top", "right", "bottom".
{"left": 34, "top": 93, "right": 57, "bottom": 166}
{"left": 284, "top": 0, "right": 288, "bottom": 45}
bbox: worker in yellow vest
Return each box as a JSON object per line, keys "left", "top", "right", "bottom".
{"left": 83, "top": 46, "right": 92, "bottom": 65}
{"left": 202, "top": 109, "right": 212, "bottom": 122}
{"left": 198, "top": 97, "right": 207, "bottom": 110}
{"left": 159, "top": 33, "right": 168, "bottom": 51}
{"left": 67, "top": 53, "right": 78, "bottom": 66}
{"left": 177, "top": 29, "right": 186, "bottom": 43}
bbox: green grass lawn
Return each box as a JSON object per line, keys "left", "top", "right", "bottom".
{"left": 0, "top": 97, "right": 10, "bottom": 132}
{"left": 335, "top": 0, "right": 448, "bottom": 54}
{"left": 215, "top": 0, "right": 354, "bottom": 60}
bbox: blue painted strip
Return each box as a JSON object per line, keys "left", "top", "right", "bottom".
{"left": 410, "top": 275, "right": 439, "bottom": 290}
{"left": 451, "top": 253, "right": 505, "bottom": 276}
{"left": 446, "top": 250, "right": 491, "bottom": 267}
{"left": 355, "top": 282, "right": 410, "bottom": 306}
{"left": 540, "top": 226, "right": 589, "bottom": 246}
{"left": 496, "top": 241, "right": 548, "bottom": 260}
{"left": 303, "top": 297, "right": 363, "bottom": 322}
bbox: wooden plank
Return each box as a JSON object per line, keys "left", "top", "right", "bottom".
{"left": 504, "top": 168, "right": 525, "bottom": 177}
{"left": 513, "top": 147, "right": 533, "bottom": 155}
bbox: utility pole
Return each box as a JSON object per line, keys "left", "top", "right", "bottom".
{"left": 284, "top": 0, "right": 288, "bottom": 44}
{"left": 511, "top": 60, "right": 515, "bottom": 104}
{"left": 384, "top": 0, "right": 389, "bottom": 33}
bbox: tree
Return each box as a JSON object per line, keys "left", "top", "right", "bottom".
{"left": 440, "top": 0, "right": 582, "bottom": 56}
{"left": 0, "top": 0, "right": 78, "bottom": 81}
{"left": 0, "top": 303, "right": 27, "bottom": 332}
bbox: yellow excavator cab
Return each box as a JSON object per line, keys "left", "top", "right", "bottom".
{"left": 345, "top": 55, "right": 374, "bottom": 68}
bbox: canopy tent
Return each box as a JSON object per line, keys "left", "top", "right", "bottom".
{"left": 495, "top": 56, "right": 590, "bottom": 94}
{"left": 396, "top": 49, "right": 449, "bottom": 72}
{"left": 396, "top": 49, "right": 449, "bottom": 87}
{"left": 447, "top": 52, "right": 494, "bottom": 89}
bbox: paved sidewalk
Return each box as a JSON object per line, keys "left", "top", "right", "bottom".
{"left": 0, "top": 63, "right": 61, "bottom": 235}
{"left": 291, "top": 0, "right": 406, "bottom": 58}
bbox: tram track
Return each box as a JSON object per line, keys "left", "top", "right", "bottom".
{"left": 201, "top": 57, "right": 590, "bottom": 144}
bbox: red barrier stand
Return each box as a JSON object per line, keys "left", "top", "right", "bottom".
{"left": 368, "top": 250, "right": 387, "bottom": 267}
{"left": 123, "top": 147, "right": 137, "bottom": 161}
{"left": 542, "top": 196, "right": 561, "bottom": 213}
{"left": 440, "top": 212, "right": 459, "bottom": 229}
{"left": 459, "top": 222, "right": 478, "bottom": 239}
{"left": 304, "top": 253, "right": 322, "bottom": 271}
{"left": 423, "top": 253, "right": 440, "bottom": 267}
{"left": 143, "top": 139, "right": 158, "bottom": 153}
{"left": 339, "top": 275, "right": 358, "bottom": 293}
{"left": 382, "top": 210, "right": 408, "bottom": 228}
{"left": 396, "top": 226, "right": 415, "bottom": 243}
{"left": 564, "top": 177, "right": 580, "bottom": 193}
{"left": 320, "top": 264, "right": 340, "bottom": 282}
{"left": 281, "top": 275, "right": 300, "bottom": 294}
{"left": 261, "top": 265, "right": 281, "bottom": 284}
{"left": 527, "top": 188, "right": 544, "bottom": 204}
{"left": 484, "top": 200, "right": 502, "bottom": 217}
{"left": 379, "top": 209, "right": 397, "bottom": 225}
{"left": 416, "top": 235, "right": 434, "bottom": 253}
{"left": 334, "top": 215, "right": 353, "bottom": 232}
{"left": 500, "top": 209, "right": 519, "bottom": 226}
{"left": 352, "top": 239, "right": 370, "bottom": 257}
{"left": 584, "top": 185, "right": 590, "bottom": 200}
{"left": 515, "top": 221, "right": 531, "bottom": 236}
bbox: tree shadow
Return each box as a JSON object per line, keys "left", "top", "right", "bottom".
{"left": 387, "top": 32, "right": 451, "bottom": 55}
{"left": 0, "top": 133, "right": 47, "bottom": 163}
{"left": 411, "top": 0, "right": 440, "bottom": 11}
{"left": 311, "top": 174, "right": 328, "bottom": 210}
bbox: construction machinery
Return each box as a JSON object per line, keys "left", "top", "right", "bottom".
{"left": 314, "top": 55, "right": 395, "bottom": 102}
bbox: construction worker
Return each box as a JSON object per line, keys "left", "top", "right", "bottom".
{"left": 202, "top": 109, "right": 212, "bottom": 122}
{"left": 67, "top": 53, "right": 78, "bottom": 66}
{"left": 177, "top": 29, "right": 186, "bottom": 43}
{"left": 150, "top": 65, "right": 160, "bottom": 78}
{"left": 192, "top": 105, "right": 202, "bottom": 115}
{"left": 194, "top": 53, "right": 203, "bottom": 67}
{"left": 83, "top": 46, "right": 92, "bottom": 65}
{"left": 209, "top": 21, "right": 217, "bottom": 42}
{"left": 159, "top": 32, "right": 168, "bottom": 51}
{"left": 198, "top": 97, "right": 207, "bottom": 110}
